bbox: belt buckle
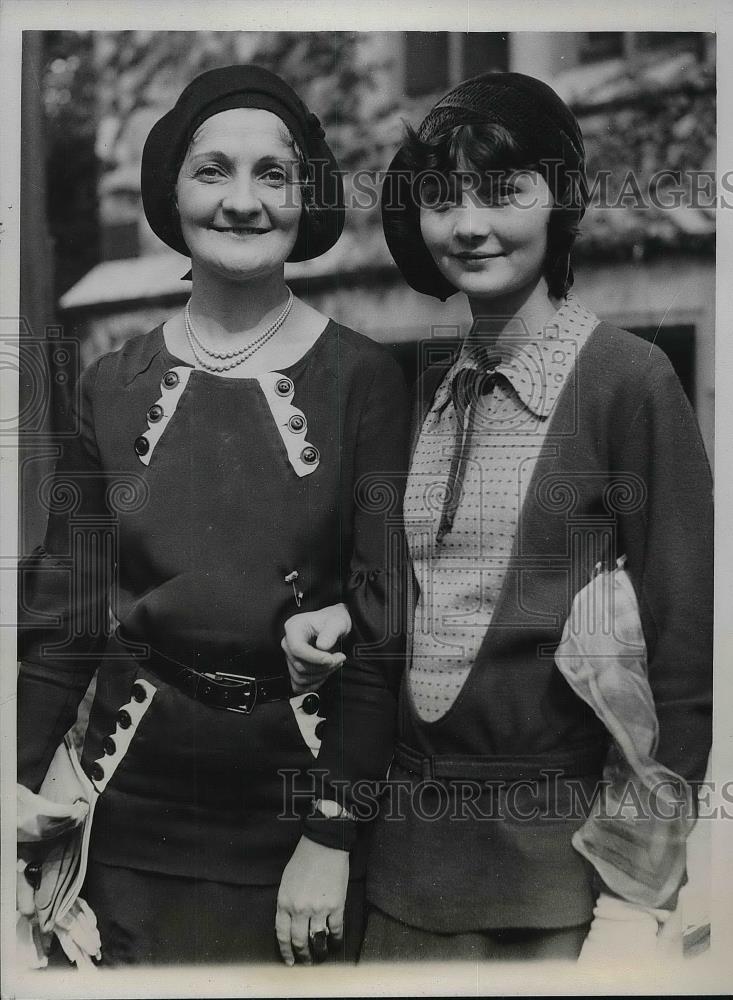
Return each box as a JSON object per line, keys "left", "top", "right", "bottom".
{"left": 209, "top": 671, "right": 257, "bottom": 714}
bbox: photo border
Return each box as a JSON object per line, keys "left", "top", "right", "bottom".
{"left": 2, "top": 2, "right": 731, "bottom": 996}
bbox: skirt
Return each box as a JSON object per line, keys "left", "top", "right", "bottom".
{"left": 359, "top": 905, "right": 590, "bottom": 962}
{"left": 83, "top": 860, "right": 366, "bottom": 966}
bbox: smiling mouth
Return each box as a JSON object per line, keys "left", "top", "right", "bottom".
{"left": 454, "top": 252, "right": 504, "bottom": 261}
{"left": 212, "top": 227, "right": 270, "bottom": 235}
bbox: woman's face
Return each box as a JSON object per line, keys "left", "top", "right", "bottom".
{"left": 419, "top": 168, "right": 553, "bottom": 303}
{"left": 176, "top": 108, "right": 302, "bottom": 282}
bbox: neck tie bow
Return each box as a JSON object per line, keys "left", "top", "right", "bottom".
{"left": 437, "top": 365, "right": 499, "bottom": 545}
{"left": 450, "top": 366, "right": 498, "bottom": 425}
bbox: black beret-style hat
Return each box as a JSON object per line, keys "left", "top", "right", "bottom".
{"left": 141, "top": 64, "right": 345, "bottom": 262}
{"left": 381, "top": 71, "right": 588, "bottom": 300}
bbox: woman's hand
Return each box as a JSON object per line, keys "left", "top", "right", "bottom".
{"left": 282, "top": 603, "right": 352, "bottom": 694}
{"left": 577, "top": 892, "right": 675, "bottom": 965}
{"left": 275, "top": 835, "right": 349, "bottom": 966}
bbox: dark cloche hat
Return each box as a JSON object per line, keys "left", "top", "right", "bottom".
{"left": 381, "top": 71, "right": 588, "bottom": 301}
{"left": 141, "top": 64, "right": 345, "bottom": 262}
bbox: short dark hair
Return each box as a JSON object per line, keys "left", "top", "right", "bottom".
{"left": 400, "top": 120, "right": 582, "bottom": 299}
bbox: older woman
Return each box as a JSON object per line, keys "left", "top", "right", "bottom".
{"left": 286, "top": 71, "right": 713, "bottom": 963}
{"left": 17, "top": 65, "right": 408, "bottom": 966}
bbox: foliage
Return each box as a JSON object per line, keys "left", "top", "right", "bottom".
{"left": 43, "top": 32, "right": 101, "bottom": 298}
{"left": 578, "top": 57, "right": 715, "bottom": 261}
{"left": 42, "top": 30, "right": 716, "bottom": 303}
{"left": 93, "top": 31, "right": 392, "bottom": 172}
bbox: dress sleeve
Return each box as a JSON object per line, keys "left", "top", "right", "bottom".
{"left": 18, "top": 359, "right": 112, "bottom": 792}
{"left": 303, "top": 352, "right": 410, "bottom": 851}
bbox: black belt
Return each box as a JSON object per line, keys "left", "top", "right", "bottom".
{"left": 393, "top": 740, "right": 607, "bottom": 782}
{"left": 138, "top": 644, "right": 293, "bottom": 714}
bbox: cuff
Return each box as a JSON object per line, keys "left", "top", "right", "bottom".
{"left": 593, "top": 891, "right": 667, "bottom": 925}
{"left": 302, "top": 812, "right": 358, "bottom": 852}
{"left": 593, "top": 871, "right": 681, "bottom": 913}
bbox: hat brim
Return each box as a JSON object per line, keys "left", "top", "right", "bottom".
{"left": 380, "top": 146, "right": 458, "bottom": 302}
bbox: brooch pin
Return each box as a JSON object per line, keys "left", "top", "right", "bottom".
{"left": 285, "top": 570, "right": 304, "bottom": 608}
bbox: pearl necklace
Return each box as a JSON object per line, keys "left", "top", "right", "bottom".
{"left": 184, "top": 289, "right": 294, "bottom": 372}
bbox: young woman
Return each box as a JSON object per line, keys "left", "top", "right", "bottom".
{"left": 17, "top": 65, "right": 408, "bottom": 966}
{"left": 285, "top": 71, "right": 713, "bottom": 962}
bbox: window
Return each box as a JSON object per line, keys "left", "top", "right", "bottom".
{"left": 463, "top": 33, "right": 509, "bottom": 79}
{"left": 578, "top": 33, "right": 625, "bottom": 65}
{"left": 629, "top": 324, "right": 696, "bottom": 405}
{"left": 637, "top": 32, "right": 706, "bottom": 52}
{"left": 404, "top": 33, "right": 449, "bottom": 97}
{"left": 404, "top": 33, "right": 509, "bottom": 98}
{"left": 100, "top": 220, "right": 140, "bottom": 262}
{"left": 579, "top": 31, "right": 709, "bottom": 65}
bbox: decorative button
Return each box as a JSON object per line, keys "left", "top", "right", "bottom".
{"left": 117, "top": 709, "right": 132, "bottom": 730}
{"left": 300, "top": 446, "right": 319, "bottom": 466}
{"left": 134, "top": 435, "right": 150, "bottom": 456}
{"left": 275, "top": 377, "right": 293, "bottom": 397}
{"left": 162, "top": 370, "right": 179, "bottom": 389}
{"left": 90, "top": 762, "right": 105, "bottom": 782}
{"left": 103, "top": 736, "right": 116, "bottom": 755}
{"left": 24, "top": 862, "right": 42, "bottom": 890}
{"left": 314, "top": 720, "right": 326, "bottom": 740}
{"left": 147, "top": 404, "right": 164, "bottom": 423}
{"left": 302, "top": 693, "right": 320, "bottom": 715}
{"left": 288, "top": 414, "right": 306, "bottom": 433}
{"left": 131, "top": 682, "right": 147, "bottom": 703}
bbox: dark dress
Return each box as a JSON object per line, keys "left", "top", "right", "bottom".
{"left": 18, "top": 320, "right": 409, "bottom": 964}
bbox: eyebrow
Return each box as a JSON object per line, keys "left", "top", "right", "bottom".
{"left": 185, "top": 148, "right": 299, "bottom": 166}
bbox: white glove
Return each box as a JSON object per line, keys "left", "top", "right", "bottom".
{"left": 17, "top": 783, "right": 88, "bottom": 842}
{"left": 16, "top": 912, "right": 48, "bottom": 970}
{"left": 577, "top": 892, "right": 675, "bottom": 965}
{"left": 54, "top": 898, "right": 102, "bottom": 968}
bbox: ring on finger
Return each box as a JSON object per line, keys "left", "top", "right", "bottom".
{"left": 309, "top": 927, "right": 329, "bottom": 961}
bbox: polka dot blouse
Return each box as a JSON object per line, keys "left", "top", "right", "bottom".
{"left": 405, "top": 296, "right": 599, "bottom": 722}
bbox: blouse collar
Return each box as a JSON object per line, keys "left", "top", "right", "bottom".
{"left": 432, "top": 295, "right": 599, "bottom": 420}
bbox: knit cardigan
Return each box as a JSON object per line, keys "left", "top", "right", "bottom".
{"left": 366, "top": 321, "right": 713, "bottom": 932}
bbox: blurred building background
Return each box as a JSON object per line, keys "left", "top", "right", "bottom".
{"left": 20, "top": 30, "right": 715, "bottom": 549}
